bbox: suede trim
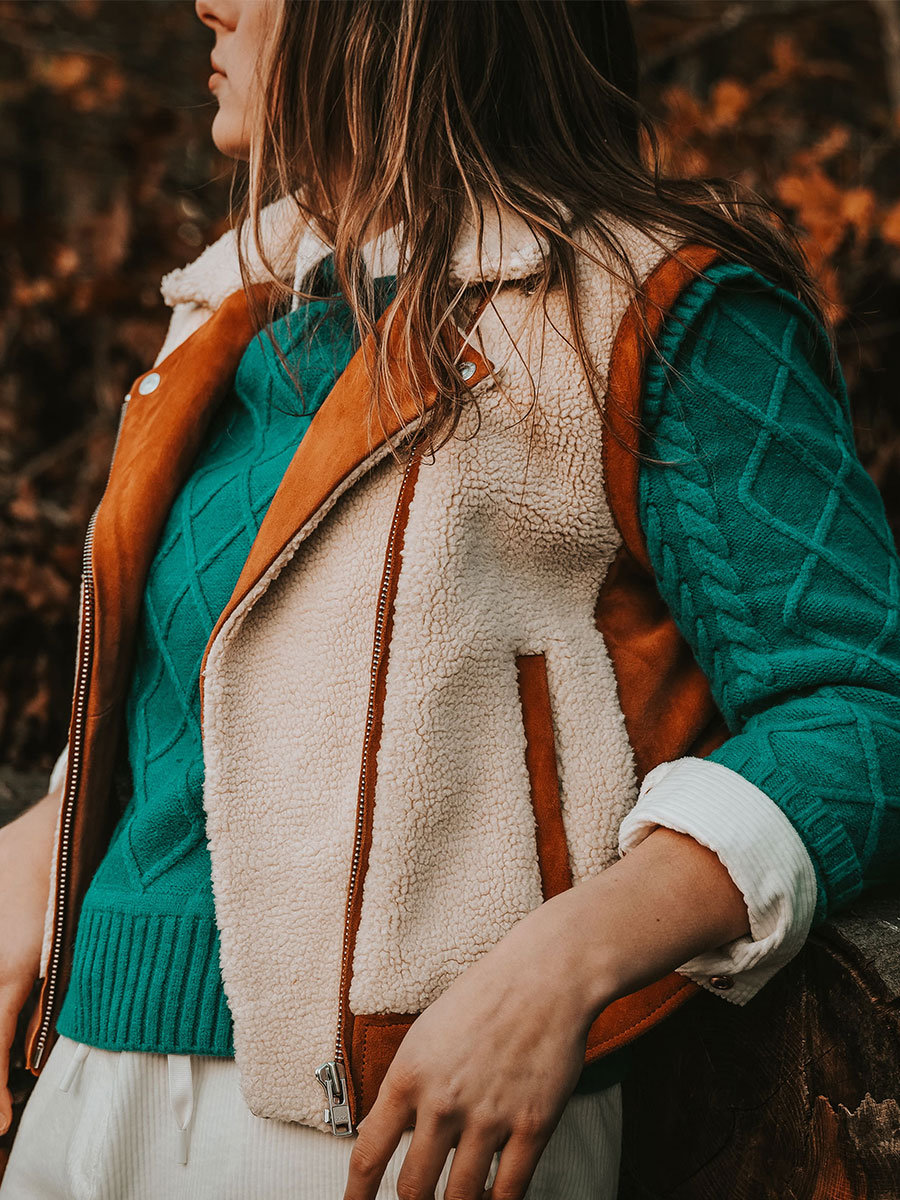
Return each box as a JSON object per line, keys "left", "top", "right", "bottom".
{"left": 92, "top": 286, "right": 274, "bottom": 717}
{"left": 342, "top": 450, "right": 423, "bottom": 1122}
{"left": 604, "top": 242, "right": 724, "bottom": 571}
{"left": 26, "top": 285, "right": 275, "bottom": 1073}
{"left": 584, "top": 973, "right": 697, "bottom": 1059}
{"left": 25, "top": 707, "right": 122, "bottom": 1072}
{"left": 595, "top": 547, "right": 729, "bottom": 782}
{"left": 597, "top": 242, "right": 730, "bottom": 780}
{"left": 351, "top": 1013, "right": 415, "bottom": 1119}
{"left": 516, "top": 654, "right": 573, "bottom": 899}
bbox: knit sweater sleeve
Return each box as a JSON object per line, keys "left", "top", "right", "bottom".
{"left": 617, "top": 260, "right": 900, "bottom": 1004}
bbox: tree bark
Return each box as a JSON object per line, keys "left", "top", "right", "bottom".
{"left": 619, "top": 891, "right": 900, "bottom": 1199}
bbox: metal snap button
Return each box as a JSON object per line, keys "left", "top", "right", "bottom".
{"left": 459, "top": 360, "right": 476, "bottom": 381}
{"left": 709, "top": 975, "right": 733, "bottom": 990}
{"left": 138, "top": 372, "right": 161, "bottom": 395}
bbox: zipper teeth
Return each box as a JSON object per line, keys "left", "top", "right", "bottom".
{"left": 32, "top": 394, "right": 130, "bottom": 1068}
{"left": 31, "top": 511, "right": 97, "bottom": 1066}
{"left": 333, "top": 445, "right": 419, "bottom": 1069}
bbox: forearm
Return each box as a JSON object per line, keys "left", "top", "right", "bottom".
{"left": 0, "top": 782, "right": 62, "bottom": 1134}
{"left": 519, "top": 826, "right": 751, "bottom": 1024}
{"left": 3, "top": 785, "right": 61, "bottom": 868}
{"left": 0, "top": 784, "right": 61, "bottom": 953}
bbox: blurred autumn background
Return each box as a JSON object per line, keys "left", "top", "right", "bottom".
{"left": 2, "top": 0, "right": 900, "bottom": 800}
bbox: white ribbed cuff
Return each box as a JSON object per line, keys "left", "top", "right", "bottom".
{"left": 618, "top": 757, "right": 817, "bottom": 1005}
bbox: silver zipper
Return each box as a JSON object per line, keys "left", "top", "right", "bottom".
{"left": 30, "top": 394, "right": 131, "bottom": 1068}
{"left": 30, "top": 508, "right": 98, "bottom": 1067}
{"left": 319, "top": 442, "right": 420, "bottom": 1134}
{"left": 316, "top": 1059, "right": 353, "bottom": 1136}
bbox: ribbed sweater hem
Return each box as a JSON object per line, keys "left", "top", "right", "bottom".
{"left": 55, "top": 905, "right": 235, "bottom": 1056}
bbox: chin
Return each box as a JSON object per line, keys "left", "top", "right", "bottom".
{"left": 211, "top": 112, "right": 251, "bottom": 161}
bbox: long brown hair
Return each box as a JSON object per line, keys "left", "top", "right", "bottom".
{"left": 237, "top": 0, "right": 834, "bottom": 452}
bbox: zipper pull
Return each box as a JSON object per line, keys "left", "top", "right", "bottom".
{"left": 316, "top": 1060, "right": 354, "bottom": 1136}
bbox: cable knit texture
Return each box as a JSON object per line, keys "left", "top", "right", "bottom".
{"left": 633, "top": 261, "right": 900, "bottom": 929}
{"left": 56, "top": 258, "right": 397, "bottom": 1054}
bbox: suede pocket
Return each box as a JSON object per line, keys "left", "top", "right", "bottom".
{"left": 515, "top": 653, "right": 573, "bottom": 900}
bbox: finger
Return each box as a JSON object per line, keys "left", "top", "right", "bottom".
{"left": 393, "top": 1113, "right": 458, "bottom": 1200}
{"left": 343, "top": 1089, "right": 413, "bottom": 1200}
{"left": 443, "top": 1127, "right": 502, "bottom": 1200}
{"left": 486, "top": 1126, "right": 552, "bottom": 1200}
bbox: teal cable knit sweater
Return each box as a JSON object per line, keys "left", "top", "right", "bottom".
{"left": 57, "top": 258, "right": 900, "bottom": 1058}
{"left": 639, "top": 262, "right": 900, "bottom": 923}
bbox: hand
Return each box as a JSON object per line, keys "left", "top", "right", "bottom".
{"left": 0, "top": 788, "right": 60, "bottom": 1136}
{"left": 343, "top": 828, "right": 750, "bottom": 1200}
{"left": 344, "top": 893, "right": 600, "bottom": 1200}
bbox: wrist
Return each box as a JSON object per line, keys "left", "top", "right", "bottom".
{"left": 547, "top": 884, "right": 624, "bottom": 1019}
{"left": 508, "top": 883, "right": 620, "bottom": 1029}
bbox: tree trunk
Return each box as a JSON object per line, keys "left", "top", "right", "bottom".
{"left": 619, "top": 892, "right": 900, "bottom": 1199}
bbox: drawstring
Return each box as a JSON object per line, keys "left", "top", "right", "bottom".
{"left": 166, "top": 1053, "right": 195, "bottom": 1165}
{"left": 58, "top": 1042, "right": 91, "bottom": 1092}
{"left": 57, "top": 1042, "right": 195, "bottom": 1166}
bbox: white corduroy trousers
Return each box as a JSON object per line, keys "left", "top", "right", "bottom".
{"left": 0, "top": 1035, "right": 622, "bottom": 1199}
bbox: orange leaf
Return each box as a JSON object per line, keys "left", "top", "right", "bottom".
{"left": 793, "top": 125, "right": 851, "bottom": 170}
{"left": 770, "top": 33, "right": 801, "bottom": 80}
{"left": 660, "top": 84, "right": 705, "bottom": 139}
{"left": 774, "top": 165, "right": 847, "bottom": 257}
{"left": 840, "top": 188, "right": 876, "bottom": 245}
{"left": 36, "top": 53, "right": 92, "bottom": 92}
{"left": 707, "top": 79, "right": 752, "bottom": 132}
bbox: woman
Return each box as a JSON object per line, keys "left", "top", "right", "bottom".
{"left": 1, "top": 1, "right": 898, "bottom": 1197}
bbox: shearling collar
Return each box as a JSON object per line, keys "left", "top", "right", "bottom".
{"left": 159, "top": 194, "right": 553, "bottom": 313}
